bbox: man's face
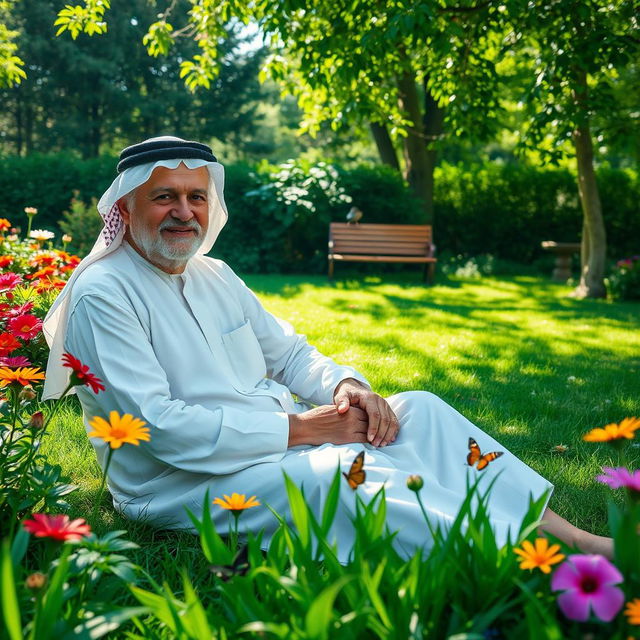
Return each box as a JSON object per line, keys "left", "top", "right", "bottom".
{"left": 119, "top": 164, "right": 210, "bottom": 274}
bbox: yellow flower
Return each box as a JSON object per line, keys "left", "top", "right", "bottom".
{"left": 0, "top": 367, "right": 46, "bottom": 387}
{"left": 625, "top": 598, "right": 640, "bottom": 625}
{"left": 62, "top": 234, "right": 72, "bottom": 244}
{"left": 88, "top": 411, "right": 150, "bottom": 449}
{"left": 213, "top": 493, "right": 261, "bottom": 513}
{"left": 583, "top": 417, "right": 640, "bottom": 442}
{"left": 514, "top": 538, "right": 565, "bottom": 574}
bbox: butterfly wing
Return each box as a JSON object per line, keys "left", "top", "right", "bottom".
{"left": 343, "top": 451, "right": 366, "bottom": 489}
{"left": 467, "top": 437, "right": 481, "bottom": 467}
{"left": 476, "top": 451, "right": 504, "bottom": 470}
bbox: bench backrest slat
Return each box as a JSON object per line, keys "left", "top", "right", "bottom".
{"left": 329, "top": 222, "right": 432, "bottom": 256}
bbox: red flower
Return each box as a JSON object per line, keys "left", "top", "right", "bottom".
{"left": 62, "top": 352, "right": 105, "bottom": 394}
{"left": 23, "top": 514, "right": 91, "bottom": 541}
{"left": 8, "top": 314, "right": 42, "bottom": 340}
{"left": 6, "top": 302, "right": 34, "bottom": 317}
{"left": 0, "top": 332, "right": 21, "bottom": 357}
{"left": 0, "top": 272, "right": 22, "bottom": 291}
{"left": 0, "top": 255, "right": 14, "bottom": 268}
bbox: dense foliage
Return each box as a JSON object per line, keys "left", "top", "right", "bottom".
{"left": 0, "top": 153, "right": 637, "bottom": 276}
{"left": 0, "top": 0, "right": 267, "bottom": 157}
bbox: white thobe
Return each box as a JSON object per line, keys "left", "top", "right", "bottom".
{"left": 65, "top": 243, "right": 552, "bottom": 562}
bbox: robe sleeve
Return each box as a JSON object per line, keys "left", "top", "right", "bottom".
{"left": 221, "top": 264, "right": 370, "bottom": 405}
{"left": 65, "top": 293, "right": 290, "bottom": 475}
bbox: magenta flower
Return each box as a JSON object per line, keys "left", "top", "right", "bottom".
{"left": 0, "top": 355, "right": 32, "bottom": 368}
{"left": 597, "top": 466, "right": 640, "bottom": 493}
{"left": 551, "top": 555, "right": 624, "bottom": 622}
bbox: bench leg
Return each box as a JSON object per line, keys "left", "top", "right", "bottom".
{"left": 424, "top": 263, "right": 435, "bottom": 284}
{"left": 328, "top": 259, "right": 334, "bottom": 279}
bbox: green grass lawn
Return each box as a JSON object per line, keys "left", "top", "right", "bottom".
{"left": 43, "top": 272, "right": 639, "bottom": 571}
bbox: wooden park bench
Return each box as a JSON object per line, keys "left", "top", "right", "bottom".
{"left": 328, "top": 222, "right": 437, "bottom": 282}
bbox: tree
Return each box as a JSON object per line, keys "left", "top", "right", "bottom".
{"left": 507, "top": 0, "right": 639, "bottom": 298}
{"left": 0, "top": 0, "right": 269, "bottom": 157}
{"left": 54, "top": 0, "right": 510, "bottom": 223}
{"left": 0, "top": 1, "right": 26, "bottom": 87}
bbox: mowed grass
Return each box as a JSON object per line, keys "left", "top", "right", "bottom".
{"left": 44, "top": 272, "right": 640, "bottom": 555}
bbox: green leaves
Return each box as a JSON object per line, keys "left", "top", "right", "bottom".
{"left": 142, "top": 20, "right": 174, "bottom": 58}
{"left": 0, "top": 23, "right": 25, "bottom": 87}
{"left": 54, "top": 1, "right": 111, "bottom": 40}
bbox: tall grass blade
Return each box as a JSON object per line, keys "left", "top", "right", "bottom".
{"left": 1, "top": 538, "right": 22, "bottom": 640}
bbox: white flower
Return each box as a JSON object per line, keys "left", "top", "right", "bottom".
{"left": 29, "top": 229, "right": 55, "bottom": 241}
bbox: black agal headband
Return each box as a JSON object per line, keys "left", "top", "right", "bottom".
{"left": 117, "top": 138, "right": 217, "bottom": 173}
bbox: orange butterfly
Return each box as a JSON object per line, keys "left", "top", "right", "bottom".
{"left": 343, "top": 451, "right": 366, "bottom": 489}
{"left": 466, "top": 437, "right": 503, "bottom": 470}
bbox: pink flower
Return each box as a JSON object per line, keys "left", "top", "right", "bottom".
{"left": 23, "top": 514, "right": 91, "bottom": 542}
{"left": 0, "top": 272, "right": 22, "bottom": 291}
{"left": 0, "top": 356, "right": 32, "bottom": 368}
{"left": 596, "top": 466, "right": 640, "bottom": 492}
{"left": 551, "top": 555, "right": 624, "bottom": 622}
{"left": 8, "top": 314, "right": 42, "bottom": 340}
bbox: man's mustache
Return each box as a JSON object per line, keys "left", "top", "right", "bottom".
{"left": 159, "top": 219, "right": 202, "bottom": 233}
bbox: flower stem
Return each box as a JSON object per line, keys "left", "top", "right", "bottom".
{"left": 91, "top": 448, "right": 114, "bottom": 524}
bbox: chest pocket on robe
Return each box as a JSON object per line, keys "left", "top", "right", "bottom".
{"left": 221, "top": 320, "right": 267, "bottom": 390}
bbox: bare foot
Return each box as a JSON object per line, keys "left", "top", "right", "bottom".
{"left": 573, "top": 530, "right": 614, "bottom": 560}
{"left": 538, "top": 508, "right": 614, "bottom": 560}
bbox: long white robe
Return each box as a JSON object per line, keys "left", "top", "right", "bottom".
{"left": 65, "top": 243, "right": 552, "bottom": 562}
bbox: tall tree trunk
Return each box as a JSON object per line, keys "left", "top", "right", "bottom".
{"left": 423, "top": 78, "right": 445, "bottom": 222}
{"left": 15, "top": 94, "right": 23, "bottom": 155}
{"left": 571, "top": 72, "right": 607, "bottom": 299}
{"left": 369, "top": 121, "right": 400, "bottom": 170}
{"left": 397, "top": 69, "right": 433, "bottom": 222}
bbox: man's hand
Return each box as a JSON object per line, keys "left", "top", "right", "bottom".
{"left": 333, "top": 378, "right": 399, "bottom": 447}
{"left": 288, "top": 404, "right": 369, "bottom": 447}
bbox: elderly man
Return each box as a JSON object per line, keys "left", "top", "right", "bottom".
{"left": 43, "top": 136, "right": 611, "bottom": 561}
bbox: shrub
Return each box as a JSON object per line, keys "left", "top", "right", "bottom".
{"left": 1, "top": 153, "right": 638, "bottom": 274}
{"left": 609, "top": 255, "right": 640, "bottom": 301}
{"left": 58, "top": 192, "right": 103, "bottom": 258}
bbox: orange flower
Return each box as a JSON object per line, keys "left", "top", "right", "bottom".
{"left": 0, "top": 218, "right": 11, "bottom": 232}
{"left": 213, "top": 493, "right": 261, "bottom": 513}
{"left": 88, "top": 411, "right": 150, "bottom": 449}
{"left": 625, "top": 598, "right": 640, "bottom": 625}
{"left": 35, "top": 278, "right": 65, "bottom": 293}
{"left": 0, "top": 366, "right": 45, "bottom": 387}
{"left": 514, "top": 538, "right": 565, "bottom": 574}
{"left": 0, "top": 255, "right": 13, "bottom": 268}
{"left": 30, "top": 252, "right": 58, "bottom": 267}
{"left": 27, "top": 266, "right": 57, "bottom": 281}
{"left": 583, "top": 417, "right": 640, "bottom": 442}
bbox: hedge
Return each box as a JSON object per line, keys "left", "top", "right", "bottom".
{"left": 0, "top": 152, "right": 637, "bottom": 272}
